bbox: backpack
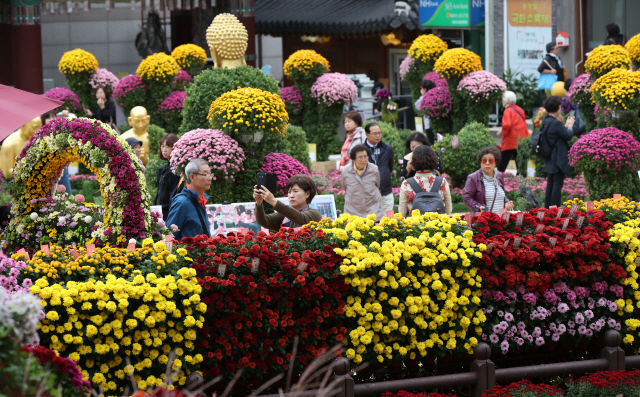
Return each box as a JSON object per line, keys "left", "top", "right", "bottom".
{"left": 407, "top": 177, "right": 445, "bottom": 214}
{"left": 530, "top": 120, "right": 555, "bottom": 160}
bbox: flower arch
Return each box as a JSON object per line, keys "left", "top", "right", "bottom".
{"left": 7, "top": 117, "right": 151, "bottom": 244}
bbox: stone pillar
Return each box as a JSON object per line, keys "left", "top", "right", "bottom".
{"left": 11, "top": 0, "right": 43, "bottom": 93}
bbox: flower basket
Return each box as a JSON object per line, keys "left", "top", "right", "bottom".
{"left": 207, "top": 87, "right": 289, "bottom": 141}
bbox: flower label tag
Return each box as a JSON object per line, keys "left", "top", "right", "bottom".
{"left": 535, "top": 225, "right": 544, "bottom": 234}
{"left": 576, "top": 216, "right": 585, "bottom": 229}
{"left": 614, "top": 194, "right": 622, "bottom": 199}
{"left": 386, "top": 210, "right": 395, "bottom": 219}
{"left": 562, "top": 218, "right": 570, "bottom": 231}
{"left": 70, "top": 249, "right": 80, "bottom": 260}
{"left": 251, "top": 258, "right": 260, "bottom": 273}
{"left": 298, "top": 262, "right": 308, "bottom": 273}
{"left": 570, "top": 205, "right": 579, "bottom": 216}
{"left": 464, "top": 213, "right": 472, "bottom": 228}
{"left": 550, "top": 205, "right": 557, "bottom": 209}
{"left": 529, "top": 238, "right": 535, "bottom": 248}
{"left": 635, "top": 257, "right": 640, "bottom": 266}
{"left": 165, "top": 234, "right": 174, "bottom": 242}
{"left": 127, "top": 242, "right": 136, "bottom": 251}
{"left": 513, "top": 237, "right": 521, "bottom": 248}
{"left": 634, "top": 231, "right": 640, "bottom": 238}
{"left": 586, "top": 202, "right": 594, "bottom": 211}
{"left": 17, "top": 249, "right": 30, "bottom": 261}
{"left": 86, "top": 244, "right": 95, "bottom": 256}
{"left": 40, "top": 245, "right": 50, "bottom": 257}
{"left": 502, "top": 211, "right": 510, "bottom": 222}
{"left": 537, "top": 211, "right": 545, "bottom": 220}
{"left": 566, "top": 234, "right": 574, "bottom": 243}
{"left": 486, "top": 243, "right": 494, "bottom": 253}
{"left": 166, "top": 241, "right": 173, "bottom": 253}
{"left": 218, "top": 264, "right": 226, "bottom": 277}
{"left": 556, "top": 207, "right": 564, "bottom": 218}
{"left": 437, "top": 133, "right": 443, "bottom": 142}
{"left": 516, "top": 213, "right": 524, "bottom": 226}
{"left": 503, "top": 239, "right": 510, "bottom": 248}
{"left": 549, "top": 237, "right": 557, "bottom": 247}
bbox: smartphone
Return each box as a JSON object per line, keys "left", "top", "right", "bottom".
{"left": 257, "top": 173, "right": 267, "bottom": 191}
{"left": 569, "top": 110, "right": 575, "bottom": 117}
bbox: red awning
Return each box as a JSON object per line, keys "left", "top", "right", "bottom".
{"left": 0, "top": 84, "right": 63, "bottom": 142}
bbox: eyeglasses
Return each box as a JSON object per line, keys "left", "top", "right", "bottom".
{"left": 194, "top": 173, "right": 213, "bottom": 179}
{"left": 368, "top": 132, "right": 382, "bottom": 136}
{"left": 481, "top": 158, "right": 495, "bottom": 164}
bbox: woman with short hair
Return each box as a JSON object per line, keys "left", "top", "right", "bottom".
{"left": 401, "top": 132, "right": 443, "bottom": 179}
{"left": 253, "top": 174, "right": 322, "bottom": 230}
{"left": 339, "top": 111, "right": 366, "bottom": 167}
{"left": 341, "top": 144, "right": 383, "bottom": 219}
{"left": 463, "top": 146, "right": 514, "bottom": 215}
{"left": 496, "top": 91, "right": 529, "bottom": 173}
{"left": 398, "top": 145, "right": 452, "bottom": 217}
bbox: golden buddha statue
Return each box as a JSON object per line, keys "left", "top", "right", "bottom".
{"left": 0, "top": 117, "right": 42, "bottom": 179}
{"left": 120, "top": 106, "right": 151, "bottom": 166}
{"left": 206, "top": 13, "right": 248, "bottom": 69}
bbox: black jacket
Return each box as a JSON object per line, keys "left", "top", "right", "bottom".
{"left": 367, "top": 140, "right": 394, "bottom": 196}
{"left": 604, "top": 34, "right": 626, "bottom": 46}
{"left": 401, "top": 155, "right": 443, "bottom": 179}
{"left": 541, "top": 115, "right": 573, "bottom": 176}
{"left": 94, "top": 98, "right": 117, "bottom": 123}
{"left": 537, "top": 54, "right": 564, "bottom": 82}
{"left": 155, "top": 161, "right": 181, "bottom": 220}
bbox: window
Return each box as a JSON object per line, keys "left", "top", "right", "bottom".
{"left": 587, "top": 0, "right": 640, "bottom": 49}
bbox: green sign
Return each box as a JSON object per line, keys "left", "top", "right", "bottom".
{"left": 420, "top": 0, "right": 474, "bottom": 28}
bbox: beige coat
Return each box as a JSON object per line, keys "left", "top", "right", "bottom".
{"left": 341, "top": 163, "right": 384, "bottom": 220}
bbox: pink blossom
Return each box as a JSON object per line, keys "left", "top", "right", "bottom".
{"left": 310, "top": 73, "right": 358, "bottom": 107}
{"left": 457, "top": 70, "right": 507, "bottom": 101}
{"left": 42, "top": 87, "right": 82, "bottom": 113}
{"left": 281, "top": 86, "right": 303, "bottom": 114}
{"left": 423, "top": 71, "right": 448, "bottom": 88}
{"left": 89, "top": 68, "right": 119, "bottom": 90}
{"left": 399, "top": 56, "right": 415, "bottom": 81}
{"left": 261, "top": 153, "right": 310, "bottom": 196}
{"left": 420, "top": 86, "right": 451, "bottom": 119}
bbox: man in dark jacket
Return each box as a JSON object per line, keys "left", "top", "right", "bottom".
{"left": 166, "top": 158, "right": 212, "bottom": 240}
{"left": 540, "top": 96, "right": 575, "bottom": 208}
{"left": 604, "top": 23, "right": 626, "bottom": 46}
{"left": 365, "top": 122, "right": 395, "bottom": 212}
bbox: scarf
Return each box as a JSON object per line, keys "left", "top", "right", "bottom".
{"left": 354, "top": 162, "right": 368, "bottom": 177}
{"left": 282, "top": 205, "right": 311, "bottom": 228}
{"left": 186, "top": 185, "right": 206, "bottom": 209}
{"left": 548, "top": 53, "right": 563, "bottom": 69}
{"left": 340, "top": 127, "right": 364, "bottom": 166}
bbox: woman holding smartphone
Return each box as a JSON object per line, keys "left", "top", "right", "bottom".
{"left": 253, "top": 174, "right": 322, "bottom": 231}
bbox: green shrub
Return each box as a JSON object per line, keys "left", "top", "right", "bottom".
{"left": 117, "top": 124, "right": 129, "bottom": 134}
{"left": 147, "top": 124, "right": 166, "bottom": 157}
{"left": 501, "top": 69, "right": 539, "bottom": 117}
{"left": 180, "top": 66, "right": 280, "bottom": 134}
{"left": 144, "top": 155, "right": 166, "bottom": 204}
{"left": 433, "top": 122, "right": 495, "bottom": 188}
{"left": 284, "top": 125, "right": 311, "bottom": 170}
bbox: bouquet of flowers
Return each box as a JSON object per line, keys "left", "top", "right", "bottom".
{"left": 113, "top": 74, "right": 148, "bottom": 117}
{"left": 171, "top": 43, "right": 207, "bottom": 77}
{"left": 207, "top": 87, "right": 289, "bottom": 140}
{"left": 376, "top": 89, "right": 391, "bottom": 100}
{"left": 261, "top": 152, "right": 310, "bottom": 196}
{"left": 58, "top": 48, "right": 99, "bottom": 107}
{"left": 88, "top": 67, "right": 119, "bottom": 93}
{"left": 585, "top": 44, "right": 631, "bottom": 79}
{"left": 157, "top": 91, "right": 186, "bottom": 134}
{"left": 42, "top": 87, "right": 83, "bottom": 114}
{"left": 310, "top": 73, "right": 358, "bottom": 108}
{"left": 172, "top": 69, "right": 193, "bottom": 91}
{"left": 170, "top": 128, "right": 245, "bottom": 182}
{"left": 533, "top": 107, "right": 547, "bottom": 129}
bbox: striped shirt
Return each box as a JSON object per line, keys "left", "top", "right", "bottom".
{"left": 483, "top": 172, "right": 505, "bottom": 214}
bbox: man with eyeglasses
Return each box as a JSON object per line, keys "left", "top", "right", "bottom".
{"left": 364, "top": 122, "right": 395, "bottom": 213}
{"left": 166, "top": 159, "right": 213, "bottom": 240}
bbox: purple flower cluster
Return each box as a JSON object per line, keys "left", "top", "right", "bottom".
{"left": 158, "top": 91, "right": 186, "bottom": 114}
{"left": 310, "top": 73, "right": 358, "bottom": 107}
{"left": 172, "top": 69, "right": 193, "bottom": 91}
{"left": 0, "top": 257, "right": 31, "bottom": 295}
{"left": 482, "top": 282, "right": 622, "bottom": 355}
{"left": 399, "top": 56, "right": 415, "bottom": 80}
{"left": 88, "top": 68, "right": 119, "bottom": 90}
{"left": 262, "top": 152, "right": 310, "bottom": 196}
{"left": 42, "top": 87, "right": 82, "bottom": 114}
{"left": 170, "top": 129, "right": 245, "bottom": 181}
{"left": 567, "top": 73, "right": 593, "bottom": 105}
{"left": 280, "top": 86, "right": 303, "bottom": 114}
{"left": 422, "top": 71, "right": 448, "bottom": 89}
{"left": 457, "top": 70, "right": 507, "bottom": 100}
{"left": 113, "top": 74, "right": 147, "bottom": 101}
{"left": 420, "top": 86, "right": 452, "bottom": 119}
{"left": 375, "top": 89, "right": 390, "bottom": 99}
{"left": 569, "top": 127, "right": 640, "bottom": 173}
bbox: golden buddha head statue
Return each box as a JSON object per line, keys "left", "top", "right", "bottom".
{"left": 206, "top": 13, "right": 248, "bottom": 69}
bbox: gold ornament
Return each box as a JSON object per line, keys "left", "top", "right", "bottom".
{"left": 206, "top": 13, "right": 248, "bottom": 69}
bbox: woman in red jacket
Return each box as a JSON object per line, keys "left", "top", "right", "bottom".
{"left": 497, "top": 91, "right": 530, "bottom": 173}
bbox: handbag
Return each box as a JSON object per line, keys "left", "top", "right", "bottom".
{"left": 538, "top": 60, "right": 558, "bottom": 90}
